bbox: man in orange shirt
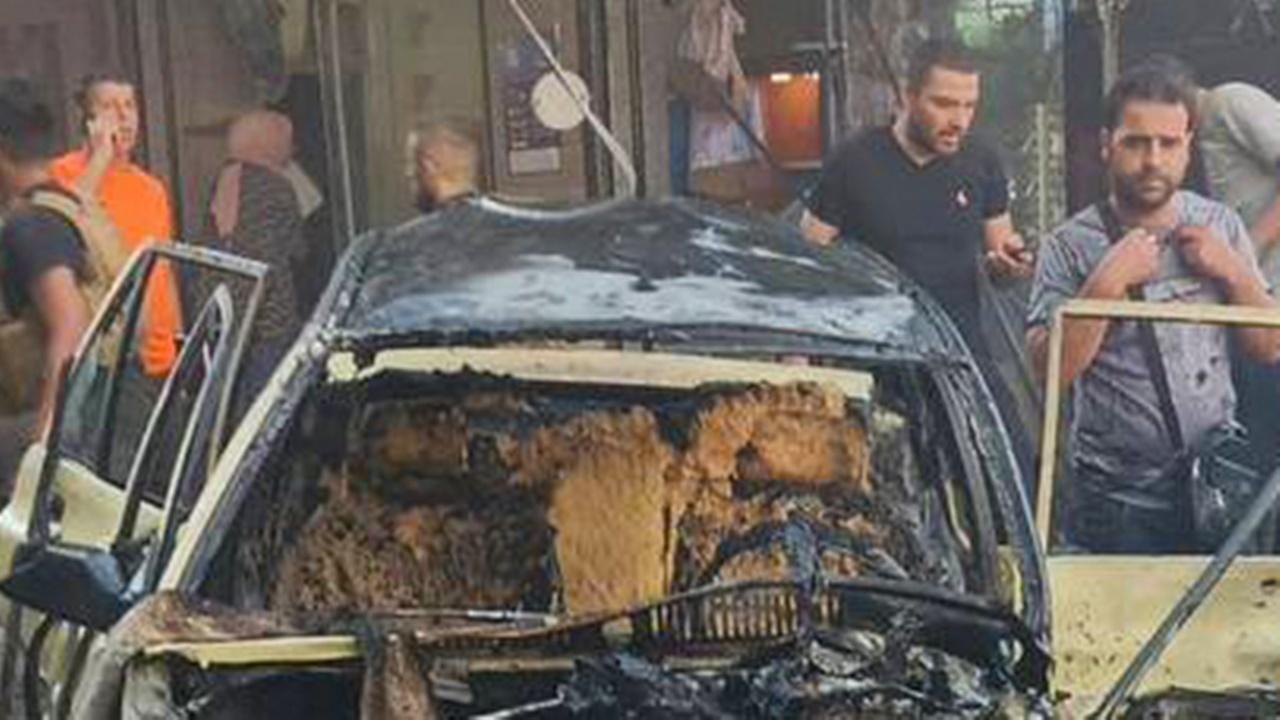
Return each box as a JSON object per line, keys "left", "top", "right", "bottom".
{"left": 51, "top": 73, "right": 179, "bottom": 378}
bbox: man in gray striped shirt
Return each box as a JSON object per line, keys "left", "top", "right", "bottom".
{"left": 1026, "top": 63, "right": 1280, "bottom": 553}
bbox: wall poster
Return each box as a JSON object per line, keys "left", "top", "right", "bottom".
{"left": 501, "top": 25, "right": 564, "bottom": 176}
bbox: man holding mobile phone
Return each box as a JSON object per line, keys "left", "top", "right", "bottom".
{"left": 50, "top": 73, "right": 180, "bottom": 482}
{"left": 51, "top": 73, "right": 179, "bottom": 381}
{"left": 800, "top": 39, "right": 1035, "bottom": 473}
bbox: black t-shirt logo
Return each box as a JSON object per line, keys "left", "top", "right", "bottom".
{"left": 954, "top": 187, "right": 970, "bottom": 210}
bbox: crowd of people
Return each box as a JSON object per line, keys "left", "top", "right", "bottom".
{"left": 0, "top": 74, "right": 170, "bottom": 487}
{"left": 0, "top": 74, "right": 319, "bottom": 490}
{"left": 803, "top": 40, "right": 1280, "bottom": 555}
{"left": 1, "top": 38, "right": 1279, "bottom": 557}
{"left": 0, "top": 70, "right": 485, "bottom": 496}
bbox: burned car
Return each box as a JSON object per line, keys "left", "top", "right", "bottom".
{"left": 0, "top": 197, "right": 1050, "bottom": 718}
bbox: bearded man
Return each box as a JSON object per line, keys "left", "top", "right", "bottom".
{"left": 801, "top": 38, "right": 1031, "bottom": 350}
{"left": 801, "top": 38, "right": 1033, "bottom": 473}
{"left": 1026, "top": 62, "right": 1280, "bottom": 553}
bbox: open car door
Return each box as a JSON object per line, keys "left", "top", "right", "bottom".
{"left": 0, "top": 244, "right": 266, "bottom": 717}
{"left": 1035, "top": 298, "right": 1280, "bottom": 714}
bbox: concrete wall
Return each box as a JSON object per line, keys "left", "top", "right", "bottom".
{"left": 736, "top": 0, "right": 825, "bottom": 73}
{"left": 363, "top": 0, "right": 487, "bottom": 225}
{"left": 158, "top": 0, "right": 261, "bottom": 241}
{"left": 0, "top": 1, "right": 123, "bottom": 151}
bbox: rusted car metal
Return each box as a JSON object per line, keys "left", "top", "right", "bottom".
{"left": 0, "top": 197, "right": 1053, "bottom": 718}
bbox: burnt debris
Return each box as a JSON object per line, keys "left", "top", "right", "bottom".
{"left": 239, "top": 378, "right": 969, "bottom": 617}
{"left": 184, "top": 368, "right": 1039, "bottom": 717}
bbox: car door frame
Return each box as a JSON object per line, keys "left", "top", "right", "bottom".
{"left": 1035, "top": 297, "right": 1280, "bottom": 705}
{"left": 0, "top": 244, "right": 267, "bottom": 576}
{"left": 0, "top": 243, "right": 267, "bottom": 716}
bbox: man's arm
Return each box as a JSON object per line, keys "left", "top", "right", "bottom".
{"left": 1223, "top": 266, "right": 1280, "bottom": 362}
{"left": 28, "top": 267, "right": 91, "bottom": 437}
{"left": 800, "top": 209, "right": 839, "bottom": 246}
{"left": 70, "top": 115, "right": 117, "bottom": 201}
{"left": 976, "top": 145, "right": 1032, "bottom": 279}
{"left": 1176, "top": 225, "right": 1280, "bottom": 363}
{"left": 1027, "top": 227, "right": 1161, "bottom": 385}
{"left": 1216, "top": 86, "right": 1280, "bottom": 256}
{"left": 983, "top": 212, "right": 1033, "bottom": 278}
{"left": 1027, "top": 273, "right": 1126, "bottom": 386}
{"left": 1247, "top": 162, "right": 1280, "bottom": 258}
{"left": 799, "top": 146, "right": 851, "bottom": 247}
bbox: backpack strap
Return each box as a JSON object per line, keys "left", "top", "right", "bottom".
{"left": 0, "top": 187, "right": 127, "bottom": 412}
{"left": 1095, "top": 201, "right": 1185, "bottom": 450}
{"left": 28, "top": 187, "right": 130, "bottom": 310}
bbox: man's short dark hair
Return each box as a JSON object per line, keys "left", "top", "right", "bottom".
{"left": 0, "top": 78, "right": 55, "bottom": 164}
{"left": 905, "top": 38, "right": 979, "bottom": 93}
{"left": 1139, "top": 53, "right": 1197, "bottom": 87}
{"left": 73, "top": 70, "right": 135, "bottom": 119}
{"left": 1104, "top": 62, "right": 1199, "bottom": 132}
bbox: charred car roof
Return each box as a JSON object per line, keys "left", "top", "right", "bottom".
{"left": 325, "top": 197, "right": 962, "bottom": 360}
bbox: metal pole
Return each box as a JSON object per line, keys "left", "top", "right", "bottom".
{"left": 312, "top": 0, "right": 355, "bottom": 251}
{"left": 823, "top": 0, "right": 837, "bottom": 149}
{"left": 477, "top": 0, "right": 499, "bottom": 193}
{"left": 328, "top": 0, "right": 357, "bottom": 240}
{"left": 1098, "top": 0, "right": 1128, "bottom": 91}
{"left": 1091, "top": 465, "right": 1280, "bottom": 719}
{"left": 577, "top": 0, "right": 613, "bottom": 198}
{"left": 625, "top": 0, "right": 647, "bottom": 198}
{"left": 1036, "top": 103, "right": 1049, "bottom": 235}
{"left": 314, "top": 0, "right": 360, "bottom": 245}
{"left": 835, "top": 0, "right": 852, "bottom": 141}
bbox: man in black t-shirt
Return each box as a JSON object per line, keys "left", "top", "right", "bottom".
{"left": 800, "top": 39, "right": 1034, "bottom": 472}
{"left": 801, "top": 38, "right": 1032, "bottom": 342}
{"left": 0, "top": 78, "right": 97, "bottom": 487}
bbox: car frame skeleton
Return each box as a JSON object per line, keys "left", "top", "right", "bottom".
{"left": 0, "top": 196, "right": 1052, "bottom": 718}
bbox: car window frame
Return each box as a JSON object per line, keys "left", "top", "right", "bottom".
{"left": 29, "top": 244, "right": 268, "bottom": 550}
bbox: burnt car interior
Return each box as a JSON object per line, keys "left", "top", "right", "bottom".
{"left": 175, "top": 350, "right": 1044, "bottom": 717}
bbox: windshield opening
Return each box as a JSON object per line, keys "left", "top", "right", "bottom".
{"left": 202, "top": 355, "right": 986, "bottom": 618}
